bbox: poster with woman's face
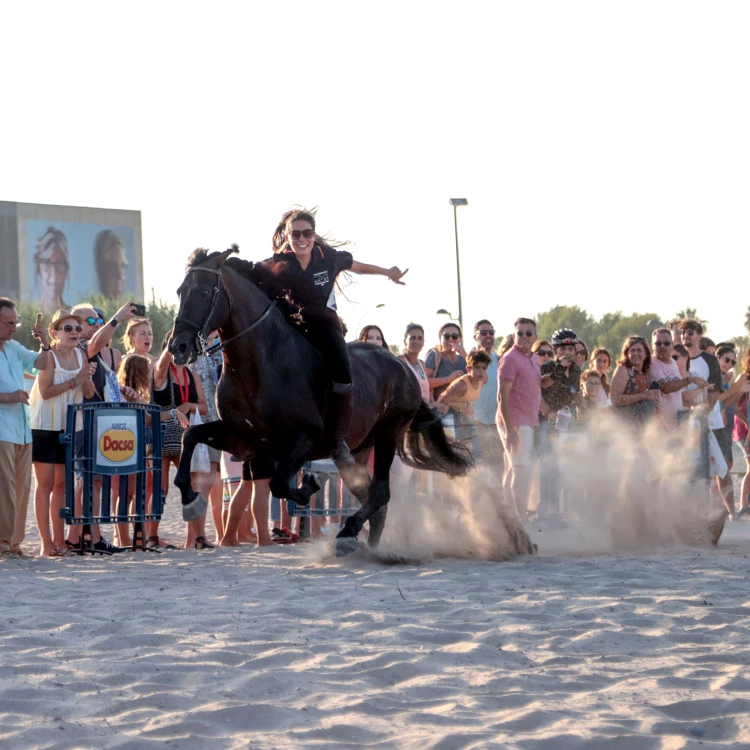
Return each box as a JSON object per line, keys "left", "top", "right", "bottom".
{"left": 27, "top": 220, "right": 137, "bottom": 314}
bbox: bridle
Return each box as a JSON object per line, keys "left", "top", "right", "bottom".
{"left": 174, "top": 265, "right": 276, "bottom": 356}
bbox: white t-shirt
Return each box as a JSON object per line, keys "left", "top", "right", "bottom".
{"left": 690, "top": 355, "right": 723, "bottom": 430}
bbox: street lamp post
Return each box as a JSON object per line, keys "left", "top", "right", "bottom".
{"left": 448, "top": 198, "right": 468, "bottom": 331}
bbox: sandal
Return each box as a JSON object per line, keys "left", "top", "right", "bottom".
{"left": 194, "top": 536, "right": 215, "bottom": 550}
{"left": 272, "top": 527, "right": 300, "bottom": 545}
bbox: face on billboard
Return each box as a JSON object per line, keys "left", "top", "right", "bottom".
{"left": 28, "top": 220, "right": 137, "bottom": 314}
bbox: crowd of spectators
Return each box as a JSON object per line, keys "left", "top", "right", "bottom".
{"left": 2, "top": 293, "right": 748, "bottom": 557}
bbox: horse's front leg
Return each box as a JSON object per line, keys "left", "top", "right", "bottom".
{"left": 268, "top": 435, "right": 320, "bottom": 507}
{"left": 175, "top": 421, "right": 253, "bottom": 521}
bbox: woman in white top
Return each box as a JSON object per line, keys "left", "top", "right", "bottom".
{"left": 30, "top": 310, "right": 96, "bottom": 556}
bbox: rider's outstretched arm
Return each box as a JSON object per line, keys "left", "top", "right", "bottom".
{"left": 350, "top": 260, "right": 408, "bottom": 285}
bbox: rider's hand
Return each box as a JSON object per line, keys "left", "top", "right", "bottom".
{"left": 386, "top": 267, "right": 408, "bottom": 285}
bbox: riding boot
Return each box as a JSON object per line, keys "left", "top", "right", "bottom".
{"left": 331, "top": 387, "right": 355, "bottom": 467}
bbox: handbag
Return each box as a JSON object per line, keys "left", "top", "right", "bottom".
{"left": 158, "top": 370, "right": 184, "bottom": 458}
{"left": 189, "top": 410, "right": 211, "bottom": 473}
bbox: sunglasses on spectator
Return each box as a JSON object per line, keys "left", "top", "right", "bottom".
{"left": 288, "top": 229, "right": 315, "bottom": 240}
{"left": 85, "top": 317, "right": 105, "bottom": 326}
{"left": 654, "top": 341, "right": 672, "bottom": 347}
{"left": 516, "top": 330, "right": 534, "bottom": 337}
{"left": 478, "top": 329, "right": 495, "bottom": 336}
{"left": 722, "top": 356, "right": 737, "bottom": 365}
{"left": 58, "top": 324, "right": 83, "bottom": 333}
{"left": 537, "top": 349, "right": 553, "bottom": 357}
{"left": 443, "top": 333, "right": 461, "bottom": 340}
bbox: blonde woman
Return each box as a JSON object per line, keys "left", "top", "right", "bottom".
{"left": 30, "top": 310, "right": 97, "bottom": 556}
{"left": 122, "top": 318, "right": 158, "bottom": 369}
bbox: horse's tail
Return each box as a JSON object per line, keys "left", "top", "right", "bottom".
{"left": 396, "top": 401, "right": 474, "bottom": 477}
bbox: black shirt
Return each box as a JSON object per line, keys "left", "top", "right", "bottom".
{"left": 253, "top": 244, "right": 353, "bottom": 314}
{"left": 541, "top": 359, "right": 581, "bottom": 412}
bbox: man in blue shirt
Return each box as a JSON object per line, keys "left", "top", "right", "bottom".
{"left": 472, "top": 319, "right": 503, "bottom": 486}
{"left": 0, "top": 298, "right": 51, "bottom": 555}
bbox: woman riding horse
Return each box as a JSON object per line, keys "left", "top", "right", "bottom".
{"left": 251, "top": 208, "right": 408, "bottom": 467}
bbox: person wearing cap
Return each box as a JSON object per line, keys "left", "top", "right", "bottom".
{"left": 537, "top": 328, "right": 583, "bottom": 526}
{"left": 29, "top": 309, "right": 97, "bottom": 556}
{"left": 0, "top": 297, "right": 51, "bottom": 557}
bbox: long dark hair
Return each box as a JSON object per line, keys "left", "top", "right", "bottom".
{"left": 358, "top": 325, "right": 389, "bottom": 349}
{"left": 271, "top": 206, "right": 350, "bottom": 254}
{"left": 618, "top": 336, "right": 652, "bottom": 372}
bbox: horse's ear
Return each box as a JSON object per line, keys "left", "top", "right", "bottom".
{"left": 216, "top": 243, "right": 240, "bottom": 268}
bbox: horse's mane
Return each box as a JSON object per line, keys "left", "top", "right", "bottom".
{"left": 186, "top": 246, "right": 303, "bottom": 326}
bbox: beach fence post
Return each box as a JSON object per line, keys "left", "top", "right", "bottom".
{"left": 61, "top": 402, "right": 164, "bottom": 554}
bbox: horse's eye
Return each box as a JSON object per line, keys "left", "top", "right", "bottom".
{"left": 200, "top": 289, "right": 210, "bottom": 297}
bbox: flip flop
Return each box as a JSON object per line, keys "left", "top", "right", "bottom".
{"left": 272, "top": 527, "right": 300, "bottom": 545}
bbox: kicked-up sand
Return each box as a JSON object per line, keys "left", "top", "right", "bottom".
{"left": 2, "top": 473, "right": 750, "bottom": 749}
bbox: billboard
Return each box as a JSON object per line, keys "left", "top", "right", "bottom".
{"left": 0, "top": 201, "right": 143, "bottom": 311}
{"left": 27, "top": 220, "right": 138, "bottom": 314}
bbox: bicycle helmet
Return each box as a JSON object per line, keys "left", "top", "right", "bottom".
{"left": 551, "top": 328, "right": 579, "bottom": 347}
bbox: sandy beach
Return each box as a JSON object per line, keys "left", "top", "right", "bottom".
{"left": 2, "top": 474, "right": 750, "bottom": 750}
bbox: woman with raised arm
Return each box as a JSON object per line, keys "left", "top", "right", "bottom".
{"left": 252, "top": 207, "right": 407, "bottom": 467}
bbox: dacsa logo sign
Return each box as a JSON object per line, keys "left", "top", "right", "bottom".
{"left": 99, "top": 425, "right": 136, "bottom": 463}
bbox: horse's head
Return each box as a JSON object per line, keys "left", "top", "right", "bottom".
{"left": 170, "top": 245, "right": 240, "bottom": 365}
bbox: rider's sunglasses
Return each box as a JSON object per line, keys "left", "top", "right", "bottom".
{"left": 85, "top": 317, "right": 105, "bottom": 326}
{"left": 288, "top": 229, "right": 315, "bottom": 241}
{"left": 443, "top": 333, "right": 460, "bottom": 340}
{"left": 58, "top": 324, "right": 83, "bottom": 333}
{"left": 478, "top": 329, "right": 495, "bottom": 336}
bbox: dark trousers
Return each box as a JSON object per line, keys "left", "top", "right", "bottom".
{"left": 303, "top": 312, "right": 352, "bottom": 385}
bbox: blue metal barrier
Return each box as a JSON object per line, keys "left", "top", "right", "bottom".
{"left": 61, "top": 402, "right": 165, "bottom": 553}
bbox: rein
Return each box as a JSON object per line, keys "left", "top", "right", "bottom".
{"left": 205, "top": 300, "right": 277, "bottom": 355}
{"left": 176, "top": 264, "right": 277, "bottom": 357}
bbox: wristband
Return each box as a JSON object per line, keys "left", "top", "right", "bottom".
{"left": 110, "top": 318, "right": 119, "bottom": 328}
{"left": 41, "top": 345, "right": 51, "bottom": 351}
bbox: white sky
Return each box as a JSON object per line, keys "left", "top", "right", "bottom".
{"left": 2, "top": 1, "right": 749, "bottom": 346}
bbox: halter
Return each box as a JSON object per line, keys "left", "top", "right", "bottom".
{"left": 175, "top": 265, "right": 277, "bottom": 356}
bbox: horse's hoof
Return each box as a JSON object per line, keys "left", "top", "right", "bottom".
{"left": 182, "top": 493, "right": 206, "bottom": 522}
{"left": 335, "top": 537, "right": 360, "bottom": 557}
{"left": 302, "top": 472, "right": 321, "bottom": 495}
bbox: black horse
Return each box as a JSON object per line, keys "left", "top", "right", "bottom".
{"left": 169, "top": 246, "right": 473, "bottom": 553}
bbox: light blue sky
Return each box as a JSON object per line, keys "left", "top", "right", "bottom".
{"left": 3, "top": 1, "right": 748, "bottom": 347}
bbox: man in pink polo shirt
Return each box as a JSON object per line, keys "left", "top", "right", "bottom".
{"left": 497, "top": 317, "right": 541, "bottom": 515}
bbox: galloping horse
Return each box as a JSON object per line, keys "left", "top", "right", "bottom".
{"left": 169, "top": 246, "right": 473, "bottom": 553}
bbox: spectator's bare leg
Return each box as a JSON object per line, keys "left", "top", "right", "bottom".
{"left": 252, "top": 479, "right": 272, "bottom": 546}
{"left": 220, "top": 479, "right": 252, "bottom": 546}
{"left": 207, "top": 465, "right": 223, "bottom": 544}
{"left": 510, "top": 465, "right": 532, "bottom": 517}
{"left": 50, "top": 465, "right": 66, "bottom": 549}
{"left": 33, "top": 462, "right": 56, "bottom": 556}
